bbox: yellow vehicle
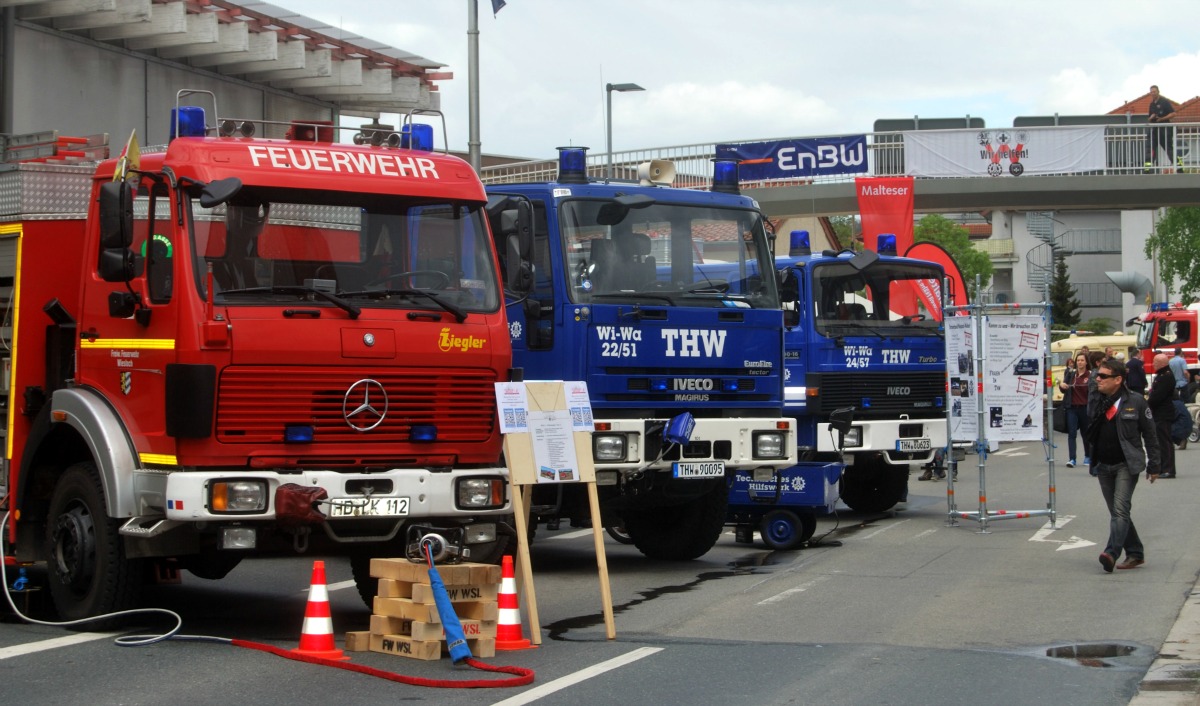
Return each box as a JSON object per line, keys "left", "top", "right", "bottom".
{"left": 1049, "top": 333, "right": 1137, "bottom": 400}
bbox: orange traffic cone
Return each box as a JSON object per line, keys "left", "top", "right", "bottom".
{"left": 292, "top": 560, "right": 350, "bottom": 660}
{"left": 494, "top": 554, "right": 535, "bottom": 650}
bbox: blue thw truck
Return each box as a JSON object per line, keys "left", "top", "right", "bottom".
{"left": 773, "top": 233, "right": 949, "bottom": 517}
{"left": 483, "top": 151, "right": 795, "bottom": 559}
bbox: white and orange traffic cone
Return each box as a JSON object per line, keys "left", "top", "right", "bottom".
{"left": 291, "top": 560, "right": 350, "bottom": 661}
{"left": 494, "top": 554, "right": 535, "bottom": 650}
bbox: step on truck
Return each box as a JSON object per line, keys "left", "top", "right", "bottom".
{"left": 775, "top": 232, "right": 949, "bottom": 513}
{"left": 0, "top": 91, "right": 514, "bottom": 619}
{"left": 482, "top": 151, "right": 795, "bottom": 559}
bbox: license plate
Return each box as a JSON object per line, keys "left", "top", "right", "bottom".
{"left": 327, "top": 497, "right": 410, "bottom": 517}
{"left": 673, "top": 461, "right": 725, "bottom": 479}
{"left": 896, "top": 438, "right": 932, "bottom": 452}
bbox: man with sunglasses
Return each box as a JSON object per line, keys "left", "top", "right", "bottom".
{"left": 1087, "top": 359, "right": 1160, "bottom": 572}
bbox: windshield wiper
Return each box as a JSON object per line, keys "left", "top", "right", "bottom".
{"left": 219, "top": 286, "right": 361, "bottom": 319}
{"left": 340, "top": 288, "right": 467, "bottom": 323}
{"left": 591, "top": 292, "right": 676, "bottom": 306}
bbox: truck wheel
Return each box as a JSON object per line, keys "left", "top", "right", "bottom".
{"left": 840, "top": 457, "right": 907, "bottom": 513}
{"left": 759, "top": 510, "right": 803, "bottom": 550}
{"left": 623, "top": 482, "right": 727, "bottom": 560}
{"left": 45, "top": 462, "right": 143, "bottom": 623}
{"left": 349, "top": 552, "right": 378, "bottom": 610}
{"left": 798, "top": 512, "right": 818, "bottom": 542}
{"left": 605, "top": 524, "right": 634, "bottom": 544}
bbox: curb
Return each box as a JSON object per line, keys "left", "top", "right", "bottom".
{"left": 1132, "top": 585, "right": 1200, "bottom": 705}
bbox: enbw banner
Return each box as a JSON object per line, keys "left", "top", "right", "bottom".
{"left": 716, "top": 135, "right": 868, "bottom": 181}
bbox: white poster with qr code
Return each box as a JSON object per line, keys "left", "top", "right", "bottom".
{"left": 564, "top": 380, "right": 595, "bottom": 431}
{"left": 494, "top": 382, "right": 529, "bottom": 433}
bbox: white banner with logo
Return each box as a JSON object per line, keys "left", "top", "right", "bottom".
{"left": 904, "top": 126, "right": 1106, "bottom": 178}
{"left": 983, "top": 315, "right": 1046, "bottom": 442}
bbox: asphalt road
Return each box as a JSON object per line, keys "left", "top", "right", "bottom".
{"left": 2, "top": 440, "right": 1198, "bottom": 705}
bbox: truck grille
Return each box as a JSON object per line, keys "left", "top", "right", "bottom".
{"left": 810, "top": 371, "right": 945, "bottom": 419}
{"left": 216, "top": 366, "right": 498, "bottom": 444}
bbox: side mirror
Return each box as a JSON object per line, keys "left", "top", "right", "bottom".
{"left": 99, "top": 181, "right": 134, "bottom": 249}
{"left": 199, "top": 177, "right": 243, "bottom": 208}
{"left": 98, "top": 248, "right": 144, "bottom": 283}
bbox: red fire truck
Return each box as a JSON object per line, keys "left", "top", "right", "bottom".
{"left": 1133, "top": 302, "right": 1199, "bottom": 371}
{"left": 0, "top": 93, "right": 514, "bottom": 620}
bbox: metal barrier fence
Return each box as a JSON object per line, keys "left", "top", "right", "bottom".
{"left": 479, "top": 122, "right": 1200, "bottom": 187}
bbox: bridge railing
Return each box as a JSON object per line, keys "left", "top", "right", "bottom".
{"left": 479, "top": 122, "right": 1200, "bottom": 187}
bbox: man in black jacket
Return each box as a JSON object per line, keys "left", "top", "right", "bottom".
{"left": 1087, "top": 358, "right": 1160, "bottom": 572}
{"left": 1126, "top": 355, "right": 1148, "bottom": 395}
{"left": 1147, "top": 353, "right": 1176, "bottom": 478}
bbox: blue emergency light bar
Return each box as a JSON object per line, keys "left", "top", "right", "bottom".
{"left": 790, "top": 230, "right": 811, "bottom": 256}
{"left": 557, "top": 146, "right": 589, "bottom": 184}
{"left": 284, "top": 424, "right": 315, "bottom": 443}
{"left": 711, "top": 158, "right": 740, "bottom": 194}
{"left": 401, "top": 123, "right": 434, "bottom": 151}
{"left": 1150, "top": 302, "right": 1171, "bottom": 312}
{"left": 876, "top": 234, "right": 898, "bottom": 255}
{"left": 410, "top": 425, "right": 438, "bottom": 442}
{"left": 171, "top": 106, "right": 206, "bottom": 140}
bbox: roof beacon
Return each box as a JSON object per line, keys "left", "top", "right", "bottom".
{"left": 876, "top": 233, "right": 898, "bottom": 255}
{"left": 170, "top": 106, "right": 206, "bottom": 140}
{"left": 557, "top": 146, "right": 589, "bottom": 184}
{"left": 790, "top": 230, "right": 811, "bottom": 256}
{"left": 711, "top": 158, "right": 740, "bottom": 195}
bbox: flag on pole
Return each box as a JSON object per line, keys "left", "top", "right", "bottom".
{"left": 114, "top": 129, "right": 140, "bottom": 182}
{"left": 491, "top": 0, "right": 506, "bottom": 16}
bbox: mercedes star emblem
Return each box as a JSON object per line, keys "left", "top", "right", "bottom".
{"left": 343, "top": 379, "right": 388, "bottom": 431}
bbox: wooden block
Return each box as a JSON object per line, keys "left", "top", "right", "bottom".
{"left": 344, "top": 630, "right": 372, "bottom": 652}
{"left": 468, "top": 564, "right": 502, "bottom": 585}
{"left": 376, "top": 578, "right": 415, "bottom": 598}
{"left": 463, "top": 637, "right": 496, "bottom": 659}
{"left": 412, "top": 582, "right": 497, "bottom": 604}
{"left": 409, "top": 618, "right": 496, "bottom": 642}
{"left": 457, "top": 601, "right": 499, "bottom": 622}
{"left": 373, "top": 596, "right": 441, "bottom": 623}
{"left": 369, "top": 633, "right": 441, "bottom": 661}
{"left": 370, "top": 614, "right": 414, "bottom": 636}
{"left": 370, "top": 557, "right": 426, "bottom": 582}
{"left": 434, "top": 563, "right": 473, "bottom": 585}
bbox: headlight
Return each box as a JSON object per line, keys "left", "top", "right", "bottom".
{"left": 210, "top": 480, "right": 267, "bottom": 513}
{"left": 457, "top": 477, "right": 506, "bottom": 509}
{"left": 594, "top": 434, "right": 627, "bottom": 462}
{"left": 843, "top": 426, "right": 863, "bottom": 448}
{"left": 753, "top": 431, "right": 785, "bottom": 459}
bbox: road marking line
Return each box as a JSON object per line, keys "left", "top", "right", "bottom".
{"left": 0, "top": 632, "right": 116, "bottom": 660}
{"left": 546, "top": 529, "right": 593, "bottom": 541}
{"left": 326, "top": 579, "right": 356, "bottom": 592}
{"left": 1029, "top": 515, "right": 1096, "bottom": 551}
{"left": 862, "top": 518, "right": 910, "bottom": 539}
{"left": 490, "top": 646, "right": 663, "bottom": 706}
{"left": 757, "top": 575, "right": 831, "bottom": 605}
{"left": 913, "top": 528, "right": 938, "bottom": 540}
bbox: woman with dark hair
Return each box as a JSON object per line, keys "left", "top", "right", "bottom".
{"left": 1058, "top": 353, "right": 1092, "bottom": 467}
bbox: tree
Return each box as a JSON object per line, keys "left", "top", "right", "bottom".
{"left": 828, "top": 215, "right": 856, "bottom": 251}
{"left": 1145, "top": 207, "right": 1200, "bottom": 303}
{"left": 1079, "top": 317, "right": 1118, "bottom": 335}
{"left": 1048, "top": 253, "right": 1081, "bottom": 328}
{"left": 913, "top": 214, "right": 993, "bottom": 299}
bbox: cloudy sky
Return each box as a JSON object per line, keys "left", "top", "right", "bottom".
{"left": 277, "top": 0, "right": 1200, "bottom": 160}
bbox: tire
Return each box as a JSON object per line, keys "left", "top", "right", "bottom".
{"left": 45, "top": 462, "right": 143, "bottom": 624}
{"left": 605, "top": 524, "right": 634, "bottom": 544}
{"left": 349, "top": 552, "right": 379, "bottom": 610}
{"left": 797, "top": 512, "right": 818, "bottom": 543}
{"left": 1190, "top": 411, "right": 1200, "bottom": 444}
{"left": 623, "top": 482, "right": 728, "bottom": 560}
{"left": 759, "top": 510, "right": 803, "bottom": 550}
{"left": 840, "top": 456, "right": 908, "bottom": 513}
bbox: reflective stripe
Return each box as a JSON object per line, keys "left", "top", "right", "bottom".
{"left": 139, "top": 453, "right": 178, "bottom": 466}
{"left": 80, "top": 339, "right": 175, "bottom": 350}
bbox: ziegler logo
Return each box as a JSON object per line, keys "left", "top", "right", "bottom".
{"left": 673, "top": 378, "right": 715, "bottom": 391}
{"left": 438, "top": 328, "right": 486, "bottom": 353}
{"left": 887, "top": 386, "right": 911, "bottom": 395}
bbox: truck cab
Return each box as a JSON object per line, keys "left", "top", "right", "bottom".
{"left": 484, "top": 151, "right": 794, "bottom": 559}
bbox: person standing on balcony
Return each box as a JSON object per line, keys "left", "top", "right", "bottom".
{"left": 1145, "top": 85, "right": 1177, "bottom": 172}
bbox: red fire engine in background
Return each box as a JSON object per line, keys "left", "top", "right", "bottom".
{"left": 1133, "top": 302, "right": 1199, "bottom": 372}
{"left": 0, "top": 91, "right": 518, "bottom": 620}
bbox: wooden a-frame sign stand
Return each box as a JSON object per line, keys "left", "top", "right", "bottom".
{"left": 501, "top": 381, "right": 615, "bottom": 642}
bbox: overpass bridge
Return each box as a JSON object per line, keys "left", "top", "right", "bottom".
{"left": 480, "top": 122, "right": 1200, "bottom": 217}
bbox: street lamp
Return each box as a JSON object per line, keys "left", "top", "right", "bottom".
{"left": 605, "top": 82, "right": 645, "bottom": 182}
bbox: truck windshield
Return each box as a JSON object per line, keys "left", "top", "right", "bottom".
{"left": 560, "top": 200, "right": 779, "bottom": 309}
{"left": 812, "top": 260, "right": 944, "bottom": 338}
{"left": 186, "top": 189, "right": 499, "bottom": 314}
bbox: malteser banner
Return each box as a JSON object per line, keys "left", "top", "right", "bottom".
{"left": 855, "top": 176, "right": 914, "bottom": 255}
{"left": 904, "top": 126, "right": 1106, "bottom": 178}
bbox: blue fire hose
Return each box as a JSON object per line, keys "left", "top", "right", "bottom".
{"left": 423, "top": 540, "right": 472, "bottom": 664}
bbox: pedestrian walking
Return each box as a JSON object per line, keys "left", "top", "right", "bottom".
{"left": 1086, "top": 358, "right": 1160, "bottom": 572}
{"left": 1057, "top": 353, "right": 1092, "bottom": 467}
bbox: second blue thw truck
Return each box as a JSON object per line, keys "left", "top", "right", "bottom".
{"left": 483, "top": 151, "right": 795, "bottom": 559}
{"left": 774, "top": 233, "right": 949, "bottom": 515}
